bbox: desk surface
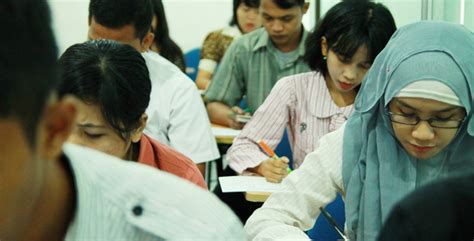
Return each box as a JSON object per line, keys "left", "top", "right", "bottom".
{"left": 245, "top": 191, "right": 272, "bottom": 202}
{"left": 212, "top": 125, "right": 271, "bottom": 202}
{"left": 211, "top": 124, "right": 241, "bottom": 144}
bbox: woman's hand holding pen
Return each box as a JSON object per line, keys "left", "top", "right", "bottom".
{"left": 256, "top": 157, "right": 290, "bottom": 183}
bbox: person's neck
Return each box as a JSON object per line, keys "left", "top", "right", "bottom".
{"left": 273, "top": 27, "right": 302, "bottom": 53}
{"left": 126, "top": 142, "right": 141, "bottom": 162}
{"left": 325, "top": 74, "right": 357, "bottom": 107}
{"left": 22, "top": 155, "right": 76, "bottom": 241}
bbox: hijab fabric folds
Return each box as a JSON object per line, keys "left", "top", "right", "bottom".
{"left": 342, "top": 21, "right": 474, "bottom": 240}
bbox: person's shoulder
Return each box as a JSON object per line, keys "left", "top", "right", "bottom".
{"left": 142, "top": 51, "right": 195, "bottom": 89}
{"left": 229, "top": 28, "right": 266, "bottom": 51}
{"left": 206, "top": 26, "right": 239, "bottom": 38}
{"left": 221, "top": 25, "right": 241, "bottom": 37}
{"left": 148, "top": 136, "right": 197, "bottom": 169}
{"left": 64, "top": 144, "right": 244, "bottom": 239}
{"left": 273, "top": 71, "right": 320, "bottom": 91}
{"left": 318, "top": 123, "right": 346, "bottom": 148}
{"left": 280, "top": 71, "right": 321, "bottom": 83}
{"left": 242, "top": 27, "right": 266, "bottom": 40}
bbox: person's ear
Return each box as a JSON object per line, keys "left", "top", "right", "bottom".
{"left": 37, "top": 94, "right": 78, "bottom": 161}
{"left": 130, "top": 113, "right": 148, "bottom": 143}
{"left": 321, "top": 36, "right": 328, "bottom": 57}
{"left": 140, "top": 32, "right": 155, "bottom": 52}
{"left": 303, "top": 2, "right": 309, "bottom": 14}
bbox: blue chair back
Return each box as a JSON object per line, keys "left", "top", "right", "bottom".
{"left": 274, "top": 130, "right": 293, "bottom": 168}
{"left": 184, "top": 48, "right": 201, "bottom": 81}
{"left": 273, "top": 130, "right": 345, "bottom": 241}
{"left": 307, "top": 193, "right": 346, "bottom": 241}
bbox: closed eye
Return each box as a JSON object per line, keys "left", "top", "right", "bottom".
{"left": 398, "top": 108, "right": 416, "bottom": 117}
{"left": 337, "top": 55, "right": 351, "bottom": 64}
{"left": 84, "top": 131, "right": 105, "bottom": 139}
{"left": 434, "top": 115, "right": 455, "bottom": 121}
{"left": 359, "top": 63, "right": 371, "bottom": 69}
{"left": 281, "top": 16, "right": 294, "bottom": 22}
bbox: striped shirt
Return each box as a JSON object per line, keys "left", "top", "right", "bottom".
{"left": 63, "top": 144, "right": 244, "bottom": 241}
{"left": 204, "top": 28, "right": 311, "bottom": 112}
{"left": 245, "top": 123, "right": 346, "bottom": 240}
{"left": 228, "top": 72, "right": 354, "bottom": 173}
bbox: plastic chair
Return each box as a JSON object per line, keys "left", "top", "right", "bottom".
{"left": 274, "top": 130, "right": 293, "bottom": 168}
{"left": 184, "top": 48, "right": 201, "bottom": 81}
{"left": 274, "top": 131, "right": 345, "bottom": 241}
{"left": 307, "top": 193, "right": 346, "bottom": 241}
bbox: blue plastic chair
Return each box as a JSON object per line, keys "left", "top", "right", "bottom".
{"left": 307, "top": 193, "right": 346, "bottom": 241}
{"left": 273, "top": 131, "right": 345, "bottom": 241}
{"left": 184, "top": 48, "right": 201, "bottom": 81}
{"left": 274, "top": 130, "right": 293, "bottom": 168}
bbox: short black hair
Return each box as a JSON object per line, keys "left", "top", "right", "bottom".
{"left": 0, "top": 0, "right": 59, "bottom": 143}
{"left": 88, "top": 0, "right": 153, "bottom": 40}
{"left": 150, "top": 0, "right": 185, "bottom": 71}
{"left": 304, "top": 1, "right": 396, "bottom": 75}
{"left": 271, "top": 0, "right": 305, "bottom": 9}
{"left": 58, "top": 40, "right": 151, "bottom": 137}
{"left": 229, "top": 0, "right": 260, "bottom": 26}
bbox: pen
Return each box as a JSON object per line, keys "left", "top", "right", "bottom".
{"left": 319, "top": 207, "right": 347, "bottom": 240}
{"left": 243, "top": 107, "right": 252, "bottom": 113}
{"left": 257, "top": 139, "right": 292, "bottom": 173}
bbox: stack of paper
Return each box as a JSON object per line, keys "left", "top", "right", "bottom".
{"left": 218, "top": 176, "right": 282, "bottom": 193}
{"left": 211, "top": 127, "right": 241, "bottom": 137}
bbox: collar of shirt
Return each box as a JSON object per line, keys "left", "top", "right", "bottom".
{"left": 309, "top": 72, "right": 354, "bottom": 119}
{"left": 222, "top": 25, "right": 242, "bottom": 38}
{"left": 63, "top": 143, "right": 238, "bottom": 240}
{"left": 137, "top": 134, "right": 159, "bottom": 168}
{"left": 252, "top": 27, "right": 308, "bottom": 60}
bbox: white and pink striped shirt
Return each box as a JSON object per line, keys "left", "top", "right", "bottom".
{"left": 227, "top": 71, "right": 354, "bottom": 173}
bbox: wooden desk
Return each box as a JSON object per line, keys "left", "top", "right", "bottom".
{"left": 211, "top": 124, "right": 272, "bottom": 204}
{"left": 207, "top": 124, "right": 241, "bottom": 182}
{"left": 245, "top": 191, "right": 272, "bottom": 202}
{"left": 211, "top": 124, "right": 241, "bottom": 144}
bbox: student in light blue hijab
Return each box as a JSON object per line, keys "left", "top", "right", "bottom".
{"left": 343, "top": 21, "right": 474, "bottom": 240}
{"left": 245, "top": 21, "right": 473, "bottom": 241}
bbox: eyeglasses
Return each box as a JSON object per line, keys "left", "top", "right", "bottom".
{"left": 386, "top": 112, "right": 465, "bottom": 129}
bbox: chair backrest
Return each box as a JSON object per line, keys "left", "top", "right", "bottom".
{"left": 307, "top": 193, "right": 346, "bottom": 241}
{"left": 184, "top": 48, "right": 201, "bottom": 81}
{"left": 274, "top": 131, "right": 345, "bottom": 241}
{"left": 274, "top": 130, "right": 293, "bottom": 168}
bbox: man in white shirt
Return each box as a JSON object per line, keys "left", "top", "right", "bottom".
{"left": 0, "top": 1, "right": 244, "bottom": 240}
{"left": 87, "top": 0, "right": 219, "bottom": 174}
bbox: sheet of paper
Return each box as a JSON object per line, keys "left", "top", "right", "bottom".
{"left": 218, "top": 176, "right": 282, "bottom": 193}
{"left": 211, "top": 127, "right": 241, "bottom": 137}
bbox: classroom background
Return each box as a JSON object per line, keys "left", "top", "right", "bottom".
{"left": 49, "top": 0, "right": 473, "bottom": 56}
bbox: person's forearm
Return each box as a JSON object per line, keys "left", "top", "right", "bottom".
{"left": 195, "top": 70, "right": 212, "bottom": 90}
{"left": 247, "top": 164, "right": 262, "bottom": 175}
{"left": 207, "top": 101, "right": 232, "bottom": 126}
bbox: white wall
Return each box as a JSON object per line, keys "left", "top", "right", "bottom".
{"left": 48, "top": 0, "right": 89, "bottom": 54}
{"left": 317, "top": 0, "right": 422, "bottom": 28}
{"left": 48, "top": 0, "right": 471, "bottom": 55}
{"left": 163, "top": 0, "right": 233, "bottom": 52}
{"left": 48, "top": 0, "right": 314, "bottom": 54}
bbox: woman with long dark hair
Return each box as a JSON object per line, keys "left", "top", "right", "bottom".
{"left": 149, "top": 0, "right": 186, "bottom": 72}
